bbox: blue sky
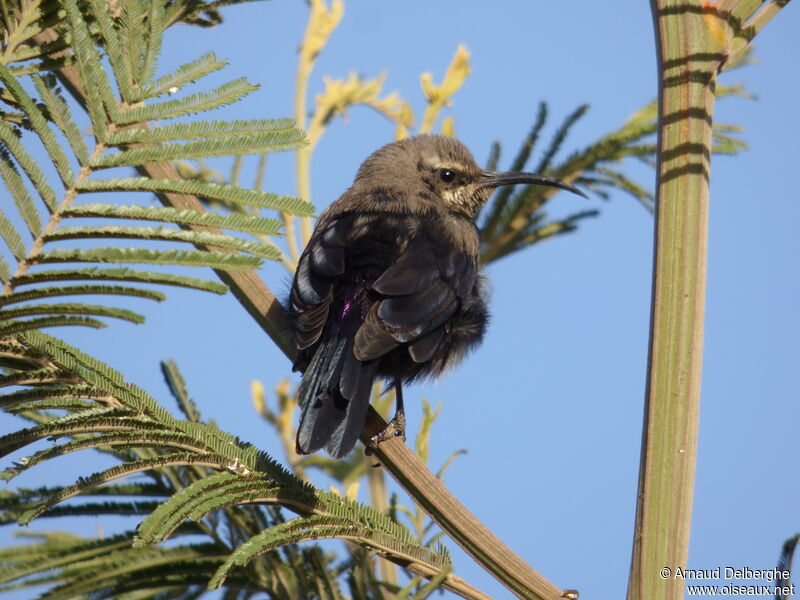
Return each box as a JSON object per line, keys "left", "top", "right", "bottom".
{"left": 1, "top": 1, "right": 798, "bottom": 599}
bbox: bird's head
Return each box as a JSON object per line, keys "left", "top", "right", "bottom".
{"left": 351, "top": 134, "right": 586, "bottom": 217}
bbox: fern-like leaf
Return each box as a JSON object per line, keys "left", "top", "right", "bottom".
{"left": 0, "top": 284, "right": 166, "bottom": 307}
{"left": 136, "top": 472, "right": 311, "bottom": 544}
{"left": 114, "top": 78, "right": 259, "bottom": 125}
{"left": 0, "top": 302, "right": 146, "bottom": 324}
{"left": 1, "top": 332, "right": 455, "bottom": 596}
{"left": 0, "top": 315, "right": 107, "bottom": 335}
{"left": 0, "top": 384, "right": 101, "bottom": 410}
{"left": 0, "top": 208, "right": 26, "bottom": 262}
{"left": 0, "top": 62, "right": 74, "bottom": 186}
{"left": 18, "top": 452, "right": 240, "bottom": 525}
{"left": 77, "top": 177, "right": 313, "bottom": 215}
{"left": 87, "top": 0, "right": 135, "bottom": 102}
{"left": 62, "top": 0, "right": 112, "bottom": 140}
{"left": 210, "top": 515, "right": 450, "bottom": 590}
{"left": 91, "top": 129, "right": 305, "bottom": 167}
{"left": 31, "top": 247, "right": 263, "bottom": 270}
{"left": 161, "top": 360, "right": 202, "bottom": 422}
{"left": 32, "top": 75, "right": 90, "bottom": 165}
{"left": 0, "top": 121, "right": 57, "bottom": 210}
{"left": 62, "top": 204, "right": 284, "bottom": 235}
{"left": 1, "top": 0, "right": 308, "bottom": 339}
{"left": 11, "top": 268, "right": 228, "bottom": 294}
{"left": 44, "top": 226, "right": 282, "bottom": 260}
{"left": 139, "top": 51, "right": 227, "bottom": 100}
{"left": 106, "top": 118, "right": 298, "bottom": 143}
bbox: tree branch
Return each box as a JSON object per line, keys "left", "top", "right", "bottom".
{"left": 629, "top": 1, "right": 791, "bottom": 598}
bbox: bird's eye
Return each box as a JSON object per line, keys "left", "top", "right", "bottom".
{"left": 439, "top": 169, "right": 456, "bottom": 183}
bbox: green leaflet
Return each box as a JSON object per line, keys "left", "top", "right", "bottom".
{"left": 4, "top": 431, "right": 211, "bottom": 481}
{"left": 22, "top": 331, "right": 177, "bottom": 422}
{"left": 593, "top": 167, "right": 655, "bottom": 210}
{"left": 0, "top": 285, "right": 167, "bottom": 307}
{"left": 31, "top": 247, "right": 263, "bottom": 270}
{"left": 136, "top": 467, "right": 428, "bottom": 554}
{"left": 0, "top": 368, "right": 69, "bottom": 388}
{"left": 44, "top": 226, "right": 282, "bottom": 260}
{"left": 136, "top": 471, "right": 310, "bottom": 544}
{"left": 139, "top": 51, "right": 227, "bottom": 100}
{"left": 41, "top": 554, "right": 230, "bottom": 599}
{"left": 0, "top": 208, "right": 26, "bottom": 260}
{"left": 88, "top": 0, "right": 135, "bottom": 102}
{"left": 0, "top": 384, "right": 100, "bottom": 409}
{"left": 0, "top": 0, "right": 44, "bottom": 65}
{"left": 106, "top": 118, "right": 298, "bottom": 143}
{"left": 0, "top": 408, "right": 149, "bottom": 461}
{"left": 32, "top": 76, "right": 90, "bottom": 165}
{"left": 5, "top": 500, "right": 162, "bottom": 521}
{"left": 4, "top": 398, "right": 97, "bottom": 414}
{"left": 91, "top": 129, "right": 305, "bottom": 166}
{"left": 518, "top": 210, "right": 598, "bottom": 248}
{"left": 62, "top": 203, "right": 283, "bottom": 235}
{"left": 62, "top": 0, "right": 111, "bottom": 141}
{"left": 114, "top": 78, "right": 259, "bottom": 125}
{"left": 7, "top": 54, "right": 76, "bottom": 77}
{"left": 210, "top": 515, "right": 451, "bottom": 589}
{"left": 0, "top": 62, "right": 74, "bottom": 186}
{"left": 0, "top": 121, "right": 57, "bottom": 211}
{"left": 18, "top": 452, "right": 234, "bottom": 525}
{"left": 118, "top": 0, "right": 148, "bottom": 90}
{"left": 11, "top": 268, "right": 228, "bottom": 294}
{"left": 76, "top": 178, "right": 313, "bottom": 215}
{"left": 535, "top": 103, "right": 590, "bottom": 174}
{"left": 0, "top": 150, "right": 42, "bottom": 238}
{"left": 161, "top": 360, "right": 201, "bottom": 422}
{"left": 712, "top": 128, "right": 748, "bottom": 154}
{"left": 0, "top": 302, "right": 146, "bottom": 324}
{"left": 480, "top": 101, "right": 548, "bottom": 235}
{"left": 4, "top": 482, "right": 169, "bottom": 503}
{"left": 166, "top": 419, "right": 301, "bottom": 486}
{"left": 0, "top": 316, "right": 107, "bottom": 336}
{"left": 140, "top": 0, "right": 166, "bottom": 87}
{"left": 0, "top": 532, "right": 137, "bottom": 584}
{"left": 1, "top": 541, "right": 227, "bottom": 598}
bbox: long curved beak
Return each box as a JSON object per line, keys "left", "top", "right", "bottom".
{"left": 479, "top": 171, "right": 588, "bottom": 199}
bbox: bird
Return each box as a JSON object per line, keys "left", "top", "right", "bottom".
{"left": 288, "top": 134, "right": 586, "bottom": 458}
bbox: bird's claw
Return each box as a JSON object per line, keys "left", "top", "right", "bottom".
{"left": 365, "top": 413, "right": 406, "bottom": 456}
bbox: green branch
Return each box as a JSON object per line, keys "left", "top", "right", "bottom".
{"left": 628, "top": 2, "right": 791, "bottom": 599}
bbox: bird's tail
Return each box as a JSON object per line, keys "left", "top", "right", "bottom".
{"left": 296, "top": 335, "right": 377, "bottom": 458}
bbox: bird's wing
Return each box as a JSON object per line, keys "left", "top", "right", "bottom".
{"left": 354, "top": 231, "right": 477, "bottom": 363}
{"left": 289, "top": 215, "right": 354, "bottom": 351}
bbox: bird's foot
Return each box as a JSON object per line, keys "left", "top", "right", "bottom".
{"left": 365, "top": 412, "right": 406, "bottom": 456}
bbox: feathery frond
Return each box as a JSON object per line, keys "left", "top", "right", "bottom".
{"left": 479, "top": 90, "right": 747, "bottom": 263}
{"left": 139, "top": 51, "right": 228, "bottom": 100}
{"left": 0, "top": 333, "right": 452, "bottom": 598}
{"left": 0, "top": 0, "right": 308, "bottom": 336}
{"left": 11, "top": 267, "right": 229, "bottom": 294}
